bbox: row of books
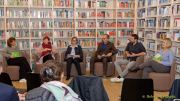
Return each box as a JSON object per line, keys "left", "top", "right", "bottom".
{"left": 159, "top": 6, "right": 171, "bottom": 16}
{"left": 147, "top": 41, "right": 156, "bottom": 50}
{"left": 0, "top": 20, "right": 5, "bottom": 29}
{"left": 97, "top": 11, "right": 115, "bottom": 18}
{"left": 6, "top": 20, "right": 29, "bottom": 29}
{"left": 146, "top": 18, "right": 156, "bottom": 27}
{"left": 118, "top": 1, "right": 134, "bottom": 9}
{"left": 76, "top": 11, "right": 96, "bottom": 19}
{"left": 173, "top": 31, "right": 180, "bottom": 41}
{"left": 31, "top": 31, "right": 53, "bottom": 38}
{"left": 159, "top": 0, "right": 170, "bottom": 4}
{"left": 7, "top": 0, "right": 28, "bottom": 6}
{"left": 0, "top": 1, "right": 4, "bottom": 6}
{"left": 117, "top": 21, "right": 134, "bottom": 28}
{"left": 6, "top": 31, "right": 29, "bottom": 38}
{"left": 76, "top": 0, "right": 95, "bottom": 8}
{"left": 75, "top": 21, "right": 96, "bottom": 28}
{"left": 17, "top": 41, "right": 30, "bottom": 50}
{"left": 30, "top": 21, "right": 53, "bottom": 29}
{"left": 117, "top": 11, "right": 134, "bottom": 18}
{"left": 117, "top": 30, "right": 133, "bottom": 37}
{"left": 54, "top": 0, "right": 74, "bottom": 7}
{"left": 173, "top": 4, "right": 180, "bottom": 15}
{"left": 76, "top": 30, "right": 96, "bottom": 37}
{"left": 54, "top": 30, "right": 74, "bottom": 38}
{"left": 54, "top": 21, "right": 74, "bottom": 28}
{"left": 137, "top": 19, "right": 145, "bottom": 27}
{"left": 54, "top": 9, "right": 73, "bottom": 18}
{"left": 147, "top": 8, "right": 157, "bottom": 16}
{"left": 97, "top": 21, "right": 116, "bottom": 28}
{"left": 30, "top": 0, "right": 52, "bottom": 7}
{"left": 137, "top": 9, "right": 146, "bottom": 18}
{"left": 6, "top": 8, "right": 29, "bottom": 18}
{"left": 138, "top": 0, "right": 145, "bottom": 7}
{"left": 97, "top": 30, "right": 116, "bottom": 37}
{"left": 147, "top": 0, "right": 157, "bottom": 6}
{"left": 174, "top": 18, "right": 180, "bottom": 27}
{"left": 158, "top": 18, "right": 170, "bottom": 28}
{"left": 30, "top": 10, "right": 52, "bottom": 18}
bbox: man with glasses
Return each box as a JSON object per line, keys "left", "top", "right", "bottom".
{"left": 111, "top": 34, "right": 146, "bottom": 82}
{"left": 90, "top": 34, "right": 117, "bottom": 77}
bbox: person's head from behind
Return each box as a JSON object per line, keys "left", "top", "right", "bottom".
{"left": 7, "top": 37, "right": 16, "bottom": 48}
{"left": 43, "top": 36, "right": 50, "bottom": 45}
{"left": 128, "top": 34, "right": 138, "bottom": 43}
{"left": 162, "top": 38, "right": 172, "bottom": 49}
{"left": 71, "top": 36, "right": 78, "bottom": 45}
{"left": 40, "top": 60, "right": 64, "bottom": 82}
{"left": 102, "top": 34, "right": 109, "bottom": 44}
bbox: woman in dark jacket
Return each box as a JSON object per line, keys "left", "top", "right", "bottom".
{"left": 64, "top": 37, "right": 83, "bottom": 80}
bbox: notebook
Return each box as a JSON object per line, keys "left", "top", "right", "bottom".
{"left": 11, "top": 51, "right": 22, "bottom": 58}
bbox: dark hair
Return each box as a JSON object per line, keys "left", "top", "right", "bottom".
{"left": 43, "top": 36, "right": 50, "bottom": 41}
{"left": 104, "top": 34, "right": 110, "bottom": 39}
{"left": 131, "top": 34, "right": 139, "bottom": 40}
{"left": 40, "top": 60, "right": 63, "bottom": 82}
{"left": 71, "top": 36, "right": 78, "bottom": 44}
{"left": 7, "top": 37, "right": 16, "bottom": 47}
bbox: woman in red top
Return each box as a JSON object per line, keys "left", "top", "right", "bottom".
{"left": 37, "top": 36, "right": 55, "bottom": 63}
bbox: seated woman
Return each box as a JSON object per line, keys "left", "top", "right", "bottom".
{"left": 25, "top": 60, "right": 82, "bottom": 101}
{"left": 37, "top": 35, "right": 56, "bottom": 63}
{"left": 64, "top": 37, "right": 83, "bottom": 80}
{"left": 2, "top": 37, "right": 32, "bottom": 82}
{"left": 131, "top": 38, "right": 174, "bottom": 78}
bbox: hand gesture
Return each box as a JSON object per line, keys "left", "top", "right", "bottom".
{"left": 106, "top": 53, "right": 112, "bottom": 57}
{"left": 74, "top": 55, "right": 80, "bottom": 58}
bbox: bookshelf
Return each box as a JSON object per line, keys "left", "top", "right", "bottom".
{"left": 136, "top": 0, "right": 180, "bottom": 75}
{"left": 0, "top": 0, "right": 135, "bottom": 66}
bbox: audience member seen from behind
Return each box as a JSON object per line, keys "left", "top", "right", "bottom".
{"left": 131, "top": 38, "right": 174, "bottom": 78}
{"left": 37, "top": 35, "right": 57, "bottom": 63}
{"left": 110, "top": 34, "right": 146, "bottom": 82}
{"left": 90, "top": 34, "right": 117, "bottom": 77}
{"left": 25, "top": 60, "right": 82, "bottom": 101}
{"left": 0, "top": 83, "right": 19, "bottom": 101}
{"left": 2, "top": 37, "right": 32, "bottom": 82}
{"left": 64, "top": 37, "right": 83, "bottom": 80}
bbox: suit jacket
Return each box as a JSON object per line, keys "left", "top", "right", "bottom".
{"left": 64, "top": 45, "right": 83, "bottom": 62}
{"left": 0, "top": 83, "right": 19, "bottom": 101}
{"left": 95, "top": 41, "right": 117, "bottom": 57}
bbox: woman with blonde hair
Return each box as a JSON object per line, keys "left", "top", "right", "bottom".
{"left": 131, "top": 38, "right": 174, "bottom": 78}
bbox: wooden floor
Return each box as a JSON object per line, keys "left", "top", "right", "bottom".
{"left": 13, "top": 77, "right": 168, "bottom": 101}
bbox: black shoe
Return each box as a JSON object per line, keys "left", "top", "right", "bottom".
{"left": 66, "top": 76, "right": 70, "bottom": 80}
{"left": 130, "top": 67, "right": 140, "bottom": 72}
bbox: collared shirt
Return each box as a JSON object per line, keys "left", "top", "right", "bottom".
{"left": 70, "top": 45, "right": 78, "bottom": 56}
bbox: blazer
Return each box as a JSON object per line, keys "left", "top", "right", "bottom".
{"left": 64, "top": 45, "right": 83, "bottom": 62}
{"left": 95, "top": 41, "right": 117, "bottom": 57}
{"left": 0, "top": 83, "right": 19, "bottom": 101}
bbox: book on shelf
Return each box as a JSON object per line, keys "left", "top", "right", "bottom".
{"left": 6, "top": 8, "right": 29, "bottom": 18}
{"left": 7, "top": 20, "right": 29, "bottom": 29}
{"left": 157, "top": 32, "right": 171, "bottom": 39}
{"left": 173, "top": 31, "right": 180, "bottom": 41}
{"left": 7, "top": 0, "right": 28, "bottom": 6}
{"left": 137, "top": 9, "right": 146, "bottom": 18}
{"left": 79, "top": 39, "right": 96, "bottom": 48}
{"left": 117, "top": 21, "right": 134, "bottom": 28}
{"left": 54, "top": 30, "right": 74, "bottom": 38}
{"left": 147, "top": 8, "right": 157, "bottom": 16}
{"left": 177, "top": 47, "right": 180, "bottom": 57}
{"left": 76, "top": 21, "right": 96, "bottom": 28}
{"left": 0, "top": 31, "right": 5, "bottom": 39}
{"left": 97, "top": 10, "right": 115, "bottom": 18}
{"left": 17, "top": 41, "right": 30, "bottom": 50}
{"left": 97, "top": 0, "right": 114, "bottom": 8}
{"left": 0, "top": 41, "right": 6, "bottom": 48}
{"left": 97, "top": 21, "right": 116, "bottom": 28}
{"left": 76, "top": 0, "right": 96, "bottom": 8}
{"left": 30, "top": 10, "right": 52, "bottom": 18}
{"left": 31, "top": 41, "right": 41, "bottom": 48}
{"left": 54, "top": 40, "right": 70, "bottom": 48}
{"left": 147, "top": 0, "right": 157, "bottom": 6}
{"left": 174, "top": 18, "right": 180, "bottom": 27}
{"left": 76, "top": 11, "right": 96, "bottom": 19}
{"left": 146, "top": 18, "right": 156, "bottom": 27}
{"left": 54, "top": 9, "right": 74, "bottom": 19}
{"left": 30, "top": 0, "right": 52, "bottom": 7}
{"left": 117, "top": 11, "right": 134, "bottom": 18}
{"left": 54, "top": 0, "right": 74, "bottom": 7}
{"left": 76, "top": 30, "right": 95, "bottom": 37}
{"left": 158, "top": 17, "right": 170, "bottom": 28}
{"left": 97, "top": 30, "right": 116, "bottom": 37}
{"left": 54, "top": 21, "right": 74, "bottom": 28}
{"left": 138, "top": 30, "right": 145, "bottom": 38}
{"left": 137, "top": 19, "right": 145, "bottom": 27}
{"left": 173, "top": 4, "right": 180, "bottom": 15}
{"left": 138, "top": 0, "right": 145, "bottom": 7}
{"left": 117, "top": 30, "right": 133, "bottom": 37}
{"left": 159, "top": 6, "right": 171, "bottom": 16}
{"left": 30, "top": 20, "right": 53, "bottom": 29}
{"left": 0, "top": 9, "right": 4, "bottom": 17}
{"left": 31, "top": 31, "right": 53, "bottom": 38}
{"left": 118, "top": 1, "right": 134, "bottom": 9}
{"left": 0, "top": 0, "right": 4, "bottom": 6}
{"left": 0, "top": 20, "right": 5, "bottom": 29}
{"left": 6, "top": 30, "right": 29, "bottom": 38}
{"left": 159, "top": 0, "right": 170, "bottom": 4}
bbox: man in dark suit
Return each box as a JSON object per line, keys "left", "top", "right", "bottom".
{"left": 64, "top": 37, "right": 83, "bottom": 80}
{"left": 90, "top": 34, "right": 117, "bottom": 76}
{"left": 0, "top": 83, "right": 19, "bottom": 101}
